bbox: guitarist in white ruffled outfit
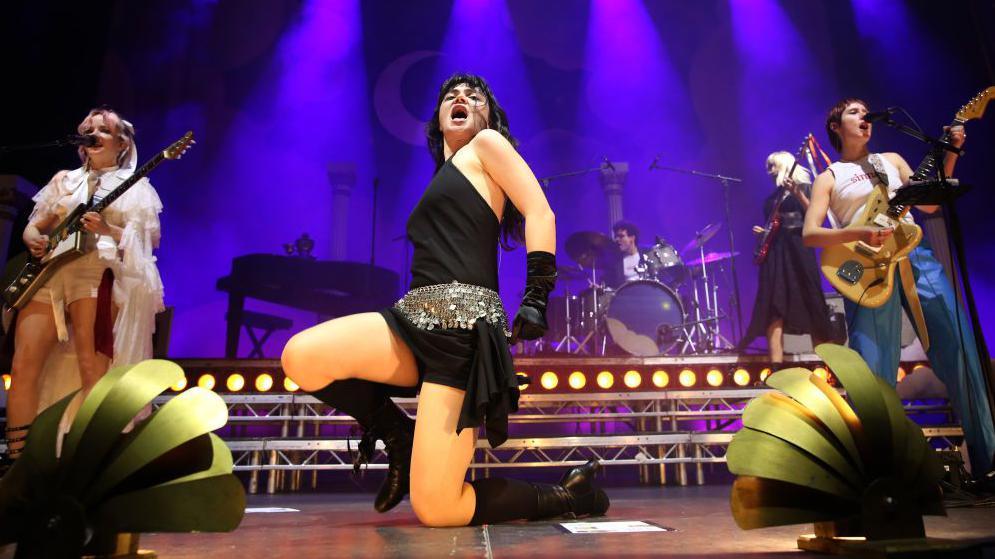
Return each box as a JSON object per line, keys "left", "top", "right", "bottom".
{"left": 3, "top": 108, "right": 164, "bottom": 469}
{"left": 803, "top": 98, "right": 995, "bottom": 478}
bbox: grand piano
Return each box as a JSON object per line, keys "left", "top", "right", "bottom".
{"left": 216, "top": 254, "right": 400, "bottom": 358}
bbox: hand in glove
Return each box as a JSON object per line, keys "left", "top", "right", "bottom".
{"left": 511, "top": 251, "right": 557, "bottom": 343}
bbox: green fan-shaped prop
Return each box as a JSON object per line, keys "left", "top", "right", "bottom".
{"left": 728, "top": 344, "right": 950, "bottom": 555}
{"left": 0, "top": 359, "right": 245, "bottom": 558}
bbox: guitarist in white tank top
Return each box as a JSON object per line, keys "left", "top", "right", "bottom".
{"left": 802, "top": 98, "right": 995, "bottom": 478}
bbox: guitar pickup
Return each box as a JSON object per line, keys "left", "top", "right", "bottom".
{"left": 855, "top": 241, "right": 884, "bottom": 257}
{"left": 837, "top": 260, "right": 864, "bottom": 285}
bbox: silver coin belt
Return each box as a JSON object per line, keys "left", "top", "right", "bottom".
{"left": 394, "top": 281, "right": 511, "bottom": 337}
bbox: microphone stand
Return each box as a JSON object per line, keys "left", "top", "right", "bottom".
{"left": 651, "top": 161, "right": 745, "bottom": 343}
{"left": 536, "top": 166, "right": 605, "bottom": 189}
{"left": 878, "top": 117, "right": 995, "bottom": 435}
{"left": 0, "top": 136, "right": 85, "bottom": 153}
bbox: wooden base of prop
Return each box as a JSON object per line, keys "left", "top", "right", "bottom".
{"left": 798, "top": 534, "right": 983, "bottom": 557}
{"left": 83, "top": 533, "right": 157, "bottom": 559}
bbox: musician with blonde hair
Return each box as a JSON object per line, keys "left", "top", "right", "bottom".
{"left": 741, "top": 150, "right": 833, "bottom": 362}
{"left": 2, "top": 107, "right": 164, "bottom": 473}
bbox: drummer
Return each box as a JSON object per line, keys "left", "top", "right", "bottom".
{"left": 606, "top": 220, "right": 647, "bottom": 288}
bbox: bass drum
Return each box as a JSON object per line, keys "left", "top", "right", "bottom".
{"left": 604, "top": 280, "right": 685, "bottom": 356}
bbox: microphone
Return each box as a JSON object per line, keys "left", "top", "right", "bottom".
{"left": 862, "top": 107, "right": 898, "bottom": 123}
{"left": 601, "top": 156, "right": 615, "bottom": 171}
{"left": 649, "top": 154, "right": 660, "bottom": 171}
{"left": 66, "top": 134, "right": 100, "bottom": 147}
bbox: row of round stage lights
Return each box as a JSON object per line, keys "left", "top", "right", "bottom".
{"left": 167, "top": 373, "right": 300, "bottom": 393}
{"left": 517, "top": 365, "right": 859, "bottom": 391}
{"left": 0, "top": 365, "right": 925, "bottom": 394}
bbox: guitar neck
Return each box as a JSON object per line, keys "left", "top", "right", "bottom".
{"left": 65, "top": 151, "right": 165, "bottom": 235}
{"left": 910, "top": 118, "right": 962, "bottom": 181}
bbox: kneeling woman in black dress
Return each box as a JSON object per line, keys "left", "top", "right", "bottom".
{"left": 742, "top": 151, "right": 833, "bottom": 363}
{"left": 281, "top": 73, "right": 609, "bottom": 526}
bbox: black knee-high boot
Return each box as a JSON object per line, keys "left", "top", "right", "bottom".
{"left": 311, "top": 379, "right": 414, "bottom": 512}
{"left": 469, "top": 460, "right": 610, "bottom": 524}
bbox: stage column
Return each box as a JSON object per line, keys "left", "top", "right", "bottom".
{"left": 327, "top": 163, "right": 356, "bottom": 260}
{"left": 599, "top": 162, "right": 628, "bottom": 229}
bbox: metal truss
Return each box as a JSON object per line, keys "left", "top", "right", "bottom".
{"left": 145, "top": 391, "right": 969, "bottom": 494}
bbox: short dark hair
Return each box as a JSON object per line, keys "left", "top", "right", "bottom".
{"left": 825, "top": 97, "right": 869, "bottom": 152}
{"left": 426, "top": 73, "right": 523, "bottom": 249}
{"left": 612, "top": 220, "right": 639, "bottom": 241}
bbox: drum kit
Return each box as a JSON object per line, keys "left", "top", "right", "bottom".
{"left": 547, "top": 225, "right": 739, "bottom": 356}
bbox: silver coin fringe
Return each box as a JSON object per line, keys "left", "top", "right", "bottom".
{"left": 395, "top": 281, "right": 511, "bottom": 338}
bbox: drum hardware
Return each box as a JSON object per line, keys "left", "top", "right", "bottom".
{"left": 643, "top": 237, "right": 687, "bottom": 288}
{"left": 560, "top": 232, "right": 617, "bottom": 355}
{"left": 679, "top": 224, "right": 735, "bottom": 354}
{"left": 650, "top": 159, "right": 746, "bottom": 340}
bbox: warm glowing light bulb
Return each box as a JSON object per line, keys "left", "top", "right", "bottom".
{"left": 568, "top": 371, "right": 586, "bottom": 390}
{"left": 733, "top": 368, "right": 750, "bottom": 386}
{"left": 198, "top": 374, "right": 216, "bottom": 390}
{"left": 759, "top": 368, "right": 772, "bottom": 382}
{"left": 813, "top": 367, "right": 829, "bottom": 380}
{"left": 255, "top": 373, "right": 274, "bottom": 392}
{"left": 896, "top": 367, "right": 907, "bottom": 383}
{"left": 596, "top": 371, "right": 614, "bottom": 389}
{"left": 284, "top": 377, "right": 300, "bottom": 392}
{"left": 2, "top": 374, "right": 11, "bottom": 391}
{"left": 678, "top": 369, "right": 696, "bottom": 387}
{"left": 171, "top": 376, "right": 188, "bottom": 392}
{"left": 623, "top": 370, "right": 642, "bottom": 389}
{"left": 652, "top": 370, "right": 669, "bottom": 388}
{"left": 540, "top": 371, "right": 559, "bottom": 390}
{"left": 226, "top": 373, "right": 245, "bottom": 392}
{"left": 706, "top": 369, "right": 723, "bottom": 387}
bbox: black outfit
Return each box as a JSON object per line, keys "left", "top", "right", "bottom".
{"left": 379, "top": 158, "right": 519, "bottom": 448}
{"left": 741, "top": 186, "right": 834, "bottom": 349}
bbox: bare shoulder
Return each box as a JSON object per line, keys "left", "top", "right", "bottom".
{"left": 812, "top": 169, "right": 835, "bottom": 193}
{"left": 470, "top": 128, "right": 514, "bottom": 159}
{"left": 881, "top": 151, "right": 910, "bottom": 168}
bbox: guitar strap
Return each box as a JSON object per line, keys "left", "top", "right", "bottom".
{"left": 899, "top": 258, "right": 929, "bottom": 352}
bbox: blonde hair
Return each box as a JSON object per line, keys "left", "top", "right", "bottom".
{"left": 77, "top": 108, "right": 135, "bottom": 169}
{"left": 765, "top": 151, "right": 811, "bottom": 188}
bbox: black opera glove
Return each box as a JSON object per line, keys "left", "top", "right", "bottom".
{"left": 511, "top": 251, "right": 557, "bottom": 343}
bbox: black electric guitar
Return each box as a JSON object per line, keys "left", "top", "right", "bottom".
{"left": 2, "top": 131, "right": 194, "bottom": 310}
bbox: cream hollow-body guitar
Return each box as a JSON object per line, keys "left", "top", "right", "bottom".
{"left": 821, "top": 87, "right": 993, "bottom": 307}
{"left": 1, "top": 131, "right": 193, "bottom": 310}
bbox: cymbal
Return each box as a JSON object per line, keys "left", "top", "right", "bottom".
{"left": 686, "top": 251, "right": 740, "bottom": 267}
{"left": 565, "top": 231, "right": 614, "bottom": 268}
{"left": 682, "top": 222, "right": 722, "bottom": 254}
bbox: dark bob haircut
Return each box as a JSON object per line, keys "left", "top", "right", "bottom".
{"left": 426, "top": 73, "right": 524, "bottom": 249}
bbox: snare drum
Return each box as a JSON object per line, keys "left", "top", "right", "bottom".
{"left": 644, "top": 241, "right": 687, "bottom": 288}
{"left": 604, "top": 280, "right": 685, "bottom": 356}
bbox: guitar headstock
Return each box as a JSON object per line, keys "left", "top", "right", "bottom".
{"left": 956, "top": 86, "right": 995, "bottom": 121}
{"left": 163, "top": 131, "right": 196, "bottom": 160}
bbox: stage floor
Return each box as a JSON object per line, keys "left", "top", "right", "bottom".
{"left": 144, "top": 485, "right": 995, "bottom": 558}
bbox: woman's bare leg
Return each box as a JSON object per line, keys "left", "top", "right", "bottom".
{"left": 408, "top": 382, "right": 477, "bottom": 527}
{"left": 766, "top": 318, "right": 784, "bottom": 363}
{"left": 281, "top": 312, "right": 419, "bottom": 391}
{"left": 7, "top": 300, "right": 60, "bottom": 452}
{"left": 67, "top": 298, "right": 113, "bottom": 394}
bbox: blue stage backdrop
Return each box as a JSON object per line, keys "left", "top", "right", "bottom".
{"left": 14, "top": 0, "right": 992, "bottom": 358}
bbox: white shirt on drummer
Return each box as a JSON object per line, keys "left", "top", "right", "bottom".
{"left": 827, "top": 153, "right": 911, "bottom": 228}
{"left": 622, "top": 252, "right": 641, "bottom": 281}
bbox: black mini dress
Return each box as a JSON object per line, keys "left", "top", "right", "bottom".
{"left": 379, "top": 157, "right": 519, "bottom": 448}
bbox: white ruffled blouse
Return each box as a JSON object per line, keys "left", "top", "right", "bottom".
{"left": 30, "top": 165, "right": 165, "bottom": 366}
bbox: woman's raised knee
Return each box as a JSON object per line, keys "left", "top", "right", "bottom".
{"left": 282, "top": 332, "right": 338, "bottom": 391}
